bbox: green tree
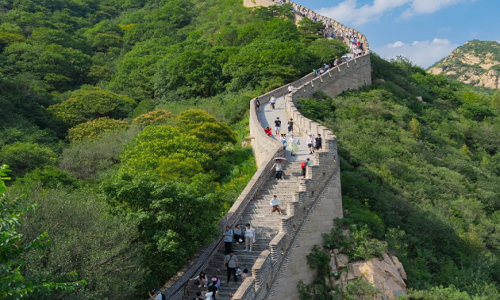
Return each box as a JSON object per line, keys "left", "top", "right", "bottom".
{"left": 120, "top": 125, "right": 212, "bottom": 178}
{"left": 101, "top": 173, "right": 220, "bottom": 285}
{"left": 68, "top": 117, "right": 129, "bottom": 142}
{"left": 409, "top": 118, "right": 421, "bottom": 139}
{"left": 491, "top": 91, "right": 500, "bottom": 111}
{"left": 17, "top": 186, "right": 146, "bottom": 300}
{"left": 0, "top": 165, "right": 85, "bottom": 299}
{"left": 297, "top": 17, "right": 325, "bottom": 44}
{"left": 132, "top": 109, "right": 173, "bottom": 126}
{"left": 307, "top": 39, "right": 348, "bottom": 65}
{"left": 48, "top": 87, "right": 136, "bottom": 129}
{"left": 176, "top": 109, "right": 237, "bottom": 150}
{"left": 0, "top": 142, "right": 57, "bottom": 179}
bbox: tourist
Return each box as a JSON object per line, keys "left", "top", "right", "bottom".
{"left": 307, "top": 133, "right": 315, "bottom": 154}
{"left": 223, "top": 226, "right": 233, "bottom": 255}
{"left": 189, "top": 271, "right": 208, "bottom": 288}
{"left": 264, "top": 126, "right": 272, "bottom": 136}
{"left": 241, "top": 269, "right": 249, "bottom": 282}
{"left": 255, "top": 97, "right": 261, "bottom": 112}
{"left": 244, "top": 224, "right": 255, "bottom": 252}
{"left": 288, "top": 134, "right": 298, "bottom": 156}
{"left": 324, "top": 63, "right": 329, "bottom": 71}
{"left": 233, "top": 224, "right": 244, "bottom": 244}
{"left": 280, "top": 132, "right": 287, "bottom": 150}
{"left": 205, "top": 290, "right": 214, "bottom": 300}
{"left": 300, "top": 158, "right": 311, "bottom": 178}
{"left": 148, "top": 288, "right": 162, "bottom": 300}
{"left": 270, "top": 95, "right": 276, "bottom": 109}
{"left": 288, "top": 84, "right": 294, "bottom": 93}
{"left": 207, "top": 282, "right": 218, "bottom": 300}
{"left": 224, "top": 250, "right": 240, "bottom": 284}
{"left": 211, "top": 276, "right": 220, "bottom": 288}
{"left": 269, "top": 195, "right": 282, "bottom": 215}
{"left": 287, "top": 118, "right": 294, "bottom": 134}
{"left": 274, "top": 117, "right": 281, "bottom": 136}
{"left": 193, "top": 291, "right": 202, "bottom": 300}
{"left": 313, "top": 69, "right": 319, "bottom": 76}
{"left": 271, "top": 159, "right": 284, "bottom": 180}
{"left": 315, "top": 134, "right": 322, "bottom": 152}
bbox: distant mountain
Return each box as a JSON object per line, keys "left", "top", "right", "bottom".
{"left": 428, "top": 40, "right": 500, "bottom": 90}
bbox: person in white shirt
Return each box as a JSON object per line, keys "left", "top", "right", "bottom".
{"left": 244, "top": 224, "right": 256, "bottom": 252}
{"left": 270, "top": 95, "right": 276, "bottom": 109}
{"left": 288, "top": 84, "right": 294, "bottom": 93}
{"left": 269, "top": 195, "right": 282, "bottom": 215}
{"left": 307, "top": 133, "right": 315, "bottom": 154}
{"left": 288, "top": 134, "right": 297, "bottom": 156}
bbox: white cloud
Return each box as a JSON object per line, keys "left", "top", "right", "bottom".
{"left": 317, "top": 0, "right": 474, "bottom": 25}
{"left": 374, "top": 38, "right": 459, "bottom": 68}
{"left": 388, "top": 41, "right": 406, "bottom": 48}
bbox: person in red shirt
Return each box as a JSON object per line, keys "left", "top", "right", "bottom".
{"left": 264, "top": 127, "right": 272, "bottom": 136}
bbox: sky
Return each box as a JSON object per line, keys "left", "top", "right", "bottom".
{"left": 293, "top": 0, "right": 500, "bottom": 68}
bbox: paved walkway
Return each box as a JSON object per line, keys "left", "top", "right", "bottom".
{"left": 258, "top": 94, "right": 313, "bottom": 162}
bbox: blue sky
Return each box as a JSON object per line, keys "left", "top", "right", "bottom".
{"left": 293, "top": 0, "right": 500, "bottom": 68}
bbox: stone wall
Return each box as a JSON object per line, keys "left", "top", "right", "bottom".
{"left": 236, "top": 57, "right": 372, "bottom": 300}
{"left": 161, "top": 1, "right": 372, "bottom": 298}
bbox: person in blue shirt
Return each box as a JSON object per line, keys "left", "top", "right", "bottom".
{"left": 223, "top": 226, "right": 233, "bottom": 255}
{"left": 269, "top": 195, "right": 282, "bottom": 215}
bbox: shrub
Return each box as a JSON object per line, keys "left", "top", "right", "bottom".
{"left": 131, "top": 109, "right": 173, "bottom": 126}
{"left": 47, "top": 87, "right": 136, "bottom": 129}
{"left": 60, "top": 128, "right": 141, "bottom": 179}
{"left": 68, "top": 117, "right": 129, "bottom": 142}
{"left": 0, "top": 142, "right": 57, "bottom": 178}
{"left": 15, "top": 165, "right": 80, "bottom": 189}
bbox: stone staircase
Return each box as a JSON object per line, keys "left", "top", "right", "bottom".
{"left": 183, "top": 162, "right": 303, "bottom": 300}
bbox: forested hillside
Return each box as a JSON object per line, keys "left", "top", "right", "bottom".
{"left": 299, "top": 54, "right": 500, "bottom": 299}
{"left": 0, "top": 0, "right": 347, "bottom": 299}
{"left": 428, "top": 40, "right": 500, "bottom": 91}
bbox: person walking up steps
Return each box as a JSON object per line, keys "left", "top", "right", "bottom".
{"left": 270, "top": 195, "right": 282, "bottom": 215}
{"left": 244, "top": 224, "right": 255, "bottom": 252}
{"left": 301, "top": 158, "right": 310, "bottom": 178}
{"left": 255, "top": 97, "right": 261, "bottom": 112}
{"left": 287, "top": 118, "right": 294, "bottom": 134}
{"left": 288, "top": 134, "right": 298, "bottom": 156}
{"left": 307, "top": 133, "right": 315, "bottom": 154}
{"left": 274, "top": 117, "right": 281, "bottom": 136}
{"left": 223, "top": 250, "right": 239, "bottom": 284}
{"left": 315, "top": 134, "right": 322, "bottom": 152}
{"left": 223, "top": 226, "right": 233, "bottom": 255}
{"left": 270, "top": 95, "right": 276, "bottom": 109}
{"left": 233, "top": 224, "right": 244, "bottom": 244}
{"left": 270, "top": 159, "right": 283, "bottom": 180}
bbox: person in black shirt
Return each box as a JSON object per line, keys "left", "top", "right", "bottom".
{"left": 207, "top": 283, "right": 218, "bottom": 300}
{"left": 315, "top": 134, "right": 323, "bottom": 152}
{"left": 274, "top": 117, "right": 281, "bottom": 136}
{"left": 193, "top": 291, "right": 202, "bottom": 300}
{"left": 287, "top": 118, "right": 294, "bottom": 134}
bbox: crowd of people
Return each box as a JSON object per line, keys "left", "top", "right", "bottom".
{"left": 273, "top": 0, "right": 367, "bottom": 57}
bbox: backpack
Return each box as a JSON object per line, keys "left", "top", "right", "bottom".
{"left": 301, "top": 161, "right": 306, "bottom": 168}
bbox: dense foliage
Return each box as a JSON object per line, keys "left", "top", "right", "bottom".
{"left": 1, "top": 0, "right": 350, "bottom": 297}
{"left": 0, "top": 165, "right": 86, "bottom": 299}
{"left": 298, "top": 54, "right": 500, "bottom": 299}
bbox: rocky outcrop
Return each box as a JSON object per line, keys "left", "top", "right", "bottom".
{"left": 329, "top": 251, "right": 407, "bottom": 300}
{"left": 427, "top": 40, "right": 500, "bottom": 90}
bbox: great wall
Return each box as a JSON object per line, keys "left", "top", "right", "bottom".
{"left": 162, "top": 1, "right": 372, "bottom": 299}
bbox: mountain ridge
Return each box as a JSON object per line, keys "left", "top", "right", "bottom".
{"left": 428, "top": 40, "right": 500, "bottom": 90}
